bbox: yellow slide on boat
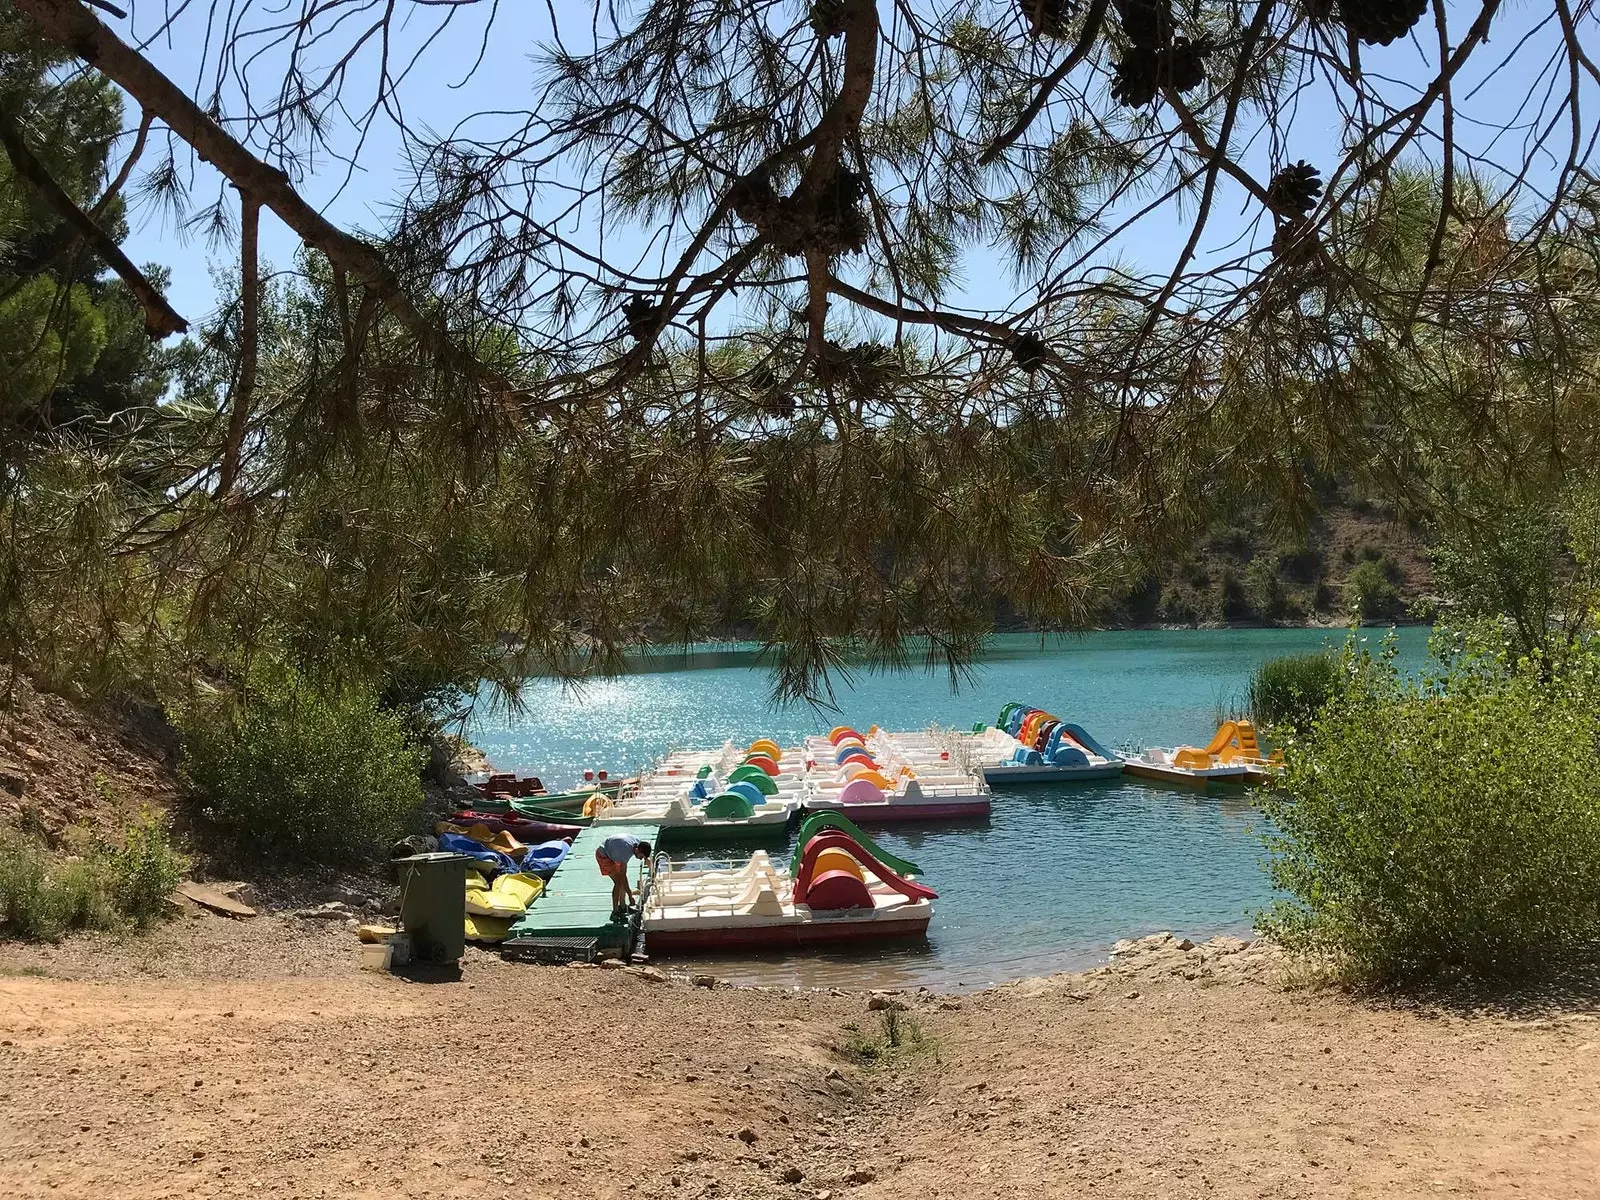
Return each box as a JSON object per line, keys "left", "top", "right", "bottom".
{"left": 1173, "top": 720, "right": 1267, "bottom": 769}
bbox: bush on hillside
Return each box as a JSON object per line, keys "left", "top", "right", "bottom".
{"left": 1210, "top": 567, "right": 1250, "bottom": 622}
{"left": 108, "top": 809, "right": 188, "bottom": 926}
{"left": 1258, "top": 641, "right": 1600, "bottom": 981}
{"left": 1243, "top": 558, "right": 1287, "bottom": 621}
{"left": 0, "top": 810, "right": 185, "bottom": 940}
{"left": 1274, "top": 545, "right": 1323, "bottom": 584}
{"left": 1158, "top": 586, "right": 1196, "bottom": 624}
{"left": 1345, "top": 557, "right": 1404, "bottom": 620}
{"left": 1246, "top": 652, "right": 1340, "bottom": 729}
{"left": 178, "top": 664, "right": 427, "bottom": 865}
{"left": 1205, "top": 523, "right": 1254, "bottom": 557}
{"left": 0, "top": 831, "right": 69, "bottom": 939}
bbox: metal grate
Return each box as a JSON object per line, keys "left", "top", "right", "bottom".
{"left": 499, "top": 935, "right": 600, "bottom": 964}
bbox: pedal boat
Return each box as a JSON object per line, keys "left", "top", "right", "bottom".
{"left": 641, "top": 831, "right": 935, "bottom": 951}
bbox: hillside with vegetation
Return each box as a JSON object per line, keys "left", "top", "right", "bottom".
{"left": 1102, "top": 490, "right": 1434, "bottom": 628}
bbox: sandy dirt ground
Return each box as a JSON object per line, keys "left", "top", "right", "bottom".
{"left": 1, "top": 919, "right": 1597, "bottom": 1200}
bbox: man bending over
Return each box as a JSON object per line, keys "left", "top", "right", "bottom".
{"left": 596, "top": 833, "right": 652, "bottom": 918}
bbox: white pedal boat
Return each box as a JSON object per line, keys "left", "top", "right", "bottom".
{"left": 641, "top": 847, "right": 934, "bottom": 951}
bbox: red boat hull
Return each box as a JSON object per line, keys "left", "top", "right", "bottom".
{"left": 801, "top": 799, "right": 990, "bottom": 822}
{"left": 645, "top": 916, "right": 931, "bottom": 951}
{"left": 449, "top": 812, "right": 583, "bottom": 841}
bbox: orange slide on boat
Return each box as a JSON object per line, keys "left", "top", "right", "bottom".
{"left": 1173, "top": 719, "right": 1267, "bottom": 769}
{"left": 793, "top": 832, "right": 939, "bottom": 908}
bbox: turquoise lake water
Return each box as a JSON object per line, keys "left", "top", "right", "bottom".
{"left": 467, "top": 626, "right": 1431, "bottom": 987}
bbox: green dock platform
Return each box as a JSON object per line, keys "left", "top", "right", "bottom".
{"left": 503, "top": 822, "right": 659, "bottom": 959}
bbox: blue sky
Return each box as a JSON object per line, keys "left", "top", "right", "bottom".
{"left": 113, "top": 0, "right": 1578, "bottom": 334}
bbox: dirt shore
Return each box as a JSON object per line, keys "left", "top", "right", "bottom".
{"left": 1, "top": 918, "right": 1596, "bottom": 1200}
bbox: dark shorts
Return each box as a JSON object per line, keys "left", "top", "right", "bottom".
{"left": 596, "top": 849, "right": 627, "bottom": 880}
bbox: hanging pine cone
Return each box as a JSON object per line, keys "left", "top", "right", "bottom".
{"left": 1020, "top": 0, "right": 1076, "bottom": 38}
{"left": 1011, "top": 332, "right": 1050, "bottom": 372}
{"left": 1272, "top": 221, "right": 1322, "bottom": 272}
{"left": 749, "top": 362, "right": 795, "bottom": 418}
{"left": 814, "top": 169, "right": 869, "bottom": 256}
{"left": 1116, "top": 0, "right": 1171, "bottom": 48}
{"left": 810, "top": 0, "right": 847, "bottom": 38}
{"left": 1337, "top": 0, "right": 1427, "bottom": 45}
{"left": 1157, "top": 35, "right": 1210, "bottom": 92}
{"left": 1266, "top": 161, "right": 1323, "bottom": 219}
{"left": 728, "top": 174, "right": 777, "bottom": 224}
{"left": 622, "top": 295, "right": 659, "bottom": 341}
{"left": 1111, "top": 46, "right": 1160, "bottom": 107}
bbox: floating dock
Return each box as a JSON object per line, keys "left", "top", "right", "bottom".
{"left": 501, "top": 821, "right": 659, "bottom": 961}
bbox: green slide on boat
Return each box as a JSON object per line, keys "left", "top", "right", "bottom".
{"left": 727, "top": 766, "right": 779, "bottom": 794}
{"left": 703, "top": 792, "right": 756, "bottom": 819}
{"left": 790, "top": 812, "right": 923, "bottom": 878}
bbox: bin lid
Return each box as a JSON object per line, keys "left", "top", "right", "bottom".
{"left": 392, "top": 852, "right": 476, "bottom": 866}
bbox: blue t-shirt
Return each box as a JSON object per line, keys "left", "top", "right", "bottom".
{"left": 598, "top": 834, "right": 644, "bottom": 864}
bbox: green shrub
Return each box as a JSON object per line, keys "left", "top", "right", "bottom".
{"left": 1205, "top": 523, "right": 1253, "bottom": 556}
{"left": 0, "top": 831, "right": 65, "bottom": 939}
{"left": 179, "top": 663, "right": 427, "bottom": 865}
{"left": 1258, "top": 640, "right": 1600, "bottom": 981}
{"left": 1246, "top": 652, "right": 1340, "bottom": 729}
{"left": 1345, "top": 557, "right": 1404, "bottom": 620}
{"left": 837, "top": 1008, "right": 935, "bottom": 1066}
{"left": 1210, "top": 566, "right": 1250, "bottom": 622}
{"left": 1274, "top": 545, "right": 1322, "bottom": 584}
{"left": 1158, "top": 585, "right": 1196, "bottom": 624}
{"left": 108, "top": 809, "right": 187, "bottom": 926}
{"left": 0, "top": 826, "right": 165, "bottom": 941}
{"left": 50, "top": 859, "right": 120, "bottom": 933}
{"left": 1243, "top": 558, "right": 1287, "bottom": 621}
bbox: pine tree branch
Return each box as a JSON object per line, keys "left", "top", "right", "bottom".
{"left": 217, "top": 195, "right": 258, "bottom": 496}
{"left": 795, "top": 0, "right": 880, "bottom": 200}
{"left": 0, "top": 101, "right": 186, "bottom": 337}
{"left": 89, "top": 105, "right": 151, "bottom": 222}
{"left": 12, "top": 0, "right": 519, "bottom": 405}
{"left": 825, "top": 274, "right": 1019, "bottom": 343}
{"left": 978, "top": 0, "right": 1110, "bottom": 167}
{"left": 796, "top": 0, "right": 878, "bottom": 354}
{"left": 1161, "top": 91, "right": 1273, "bottom": 210}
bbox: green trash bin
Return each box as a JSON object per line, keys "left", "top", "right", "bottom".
{"left": 394, "top": 852, "right": 472, "bottom": 962}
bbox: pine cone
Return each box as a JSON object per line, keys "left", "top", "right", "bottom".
{"left": 1337, "top": 0, "right": 1427, "bottom": 46}
{"left": 1111, "top": 46, "right": 1161, "bottom": 107}
{"left": 1020, "top": 0, "right": 1076, "bottom": 38}
{"left": 623, "top": 295, "right": 659, "bottom": 341}
{"left": 1266, "top": 161, "right": 1323, "bottom": 219}
{"left": 1011, "top": 332, "right": 1050, "bottom": 372}
{"left": 1272, "top": 220, "right": 1321, "bottom": 271}
{"left": 749, "top": 362, "right": 795, "bottom": 418}
{"left": 814, "top": 169, "right": 868, "bottom": 256}
{"left": 1157, "top": 36, "right": 1210, "bottom": 92}
{"left": 728, "top": 174, "right": 777, "bottom": 224}
{"left": 1116, "top": 0, "right": 1171, "bottom": 48}
{"left": 810, "top": 0, "right": 847, "bottom": 38}
{"left": 812, "top": 0, "right": 851, "bottom": 38}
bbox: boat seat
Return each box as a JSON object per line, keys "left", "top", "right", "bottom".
{"left": 748, "top": 885, "right": 785, "bottom": 916}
